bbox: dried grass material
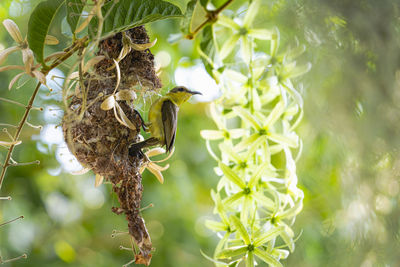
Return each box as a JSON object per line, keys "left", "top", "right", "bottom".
{"left": 95, "top": 26, "right": 162, "bottom": 90}
{"left": 62, "top": 26, "right": 160, "bottom": 266}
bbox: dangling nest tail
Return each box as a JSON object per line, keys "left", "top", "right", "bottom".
{"left": 62, "top": 26, "right": 161, "bottom": 266}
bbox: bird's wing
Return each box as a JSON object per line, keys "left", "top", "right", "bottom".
{"left": 161, "top": 100, "right": 178, "bottom": 153}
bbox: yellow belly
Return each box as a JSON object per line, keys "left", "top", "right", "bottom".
{"left": 148, "top": 98, "right": 165, "bottom": 143}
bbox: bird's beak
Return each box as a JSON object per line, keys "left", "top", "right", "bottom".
{"left": 189, "top": 90, "right": 202, "bottom": 95}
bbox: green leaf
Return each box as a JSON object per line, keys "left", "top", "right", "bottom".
{"left": 229, "top": 215, "right": 250, "bottom": 245}
{"left": 28, "top": 0, "right": 65, "bottom": 64}
{"left": 217, "top": 245, "right": 247, "bottom": 259}
{"left": 180, "top": 0, "right": 196, "bottom": 35}
{"left": 254, "top": 248, "right": 283, "bottom": 267}
{"left": 200, "top": 0, "right": 209, "bottom": 8}
{"left": 89, "top": 0, "right": 183, "bottom": 39}
{"left": 190, "top": 0, "right": 208, "bottom": 33}
{"left": 253, "top": 226, "right": 284, "bottom": 247}
{"left": 200, "top": 25, "right": 216, "bottom": 77}
{"left": 66, "top": 0, "right": 86, "bottom": 34}
{"left": 219, "top": 162, "right": 246, "bottom": 188}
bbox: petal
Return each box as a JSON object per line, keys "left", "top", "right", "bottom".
{"left": 232, "top": 106, "right": 262, "bottom": 130}
{"left": 22, "top": 49, "right": 34, "bottom": 74}
{"left": 264, "top": 101, "right": 285, "bottom": 127}
{"left": 200, "top": 130, "right": 224, "bottom": 140}
{"left": 217, "top": 15, "right": 240, "bottom": 30}
{"left": 152, "top": 146, "right": 175, "bottom": 163}
{"left": 248, "top": 161, "right": 272, "bottom": 188}
{"left": 146, "top": 147, "right": 166, "bottom": 158}
{"left": 219, "top": 162, "right": 246, "bottom": 188}
{"left": 286, "top": 62, "right": 312, "bottom": 78}
{"left": 270, "top": 27, "right": 280, "bottom": 56}
{"left": 3, "top": 19, "right": 23, "bottom": 43}
{"left": 117, "top": 44, "right": 131, "bottom": 62}
{"left": 148, "top": 162, "right": 169, "bottom": 171}
{"left": 130, "top": 38, "right": 157, "bottom": 51}
{"left": 229, "top": 215, "right": 250, "bottom": 244}
{"left": 0, "top": 46, "right": 20, "bottom": 65}
{"left": 100, "top": 95, "right": 115, "bottom": 110}
{"left": 246, "top": 252, "right": 254, "bottom": 267}
{"left": 240, "top": 37, "right": 252, "bottom": 63}
{"left": 32, "top": 70, "right": 47, "bottom": 85}
{"left": 243, "top": 0, "right": 261, "bottom": 27}
{"left": 224, "top": 69, "right": 248, "bottom": 84}
{"left": 219, "top": 34, "right": 240, "bottom": 60}
{"left": 114, "top": 102, "right": 137, "bottom": 130}
{"left": 115, "top": 89, "right": 137, "bottom": 101}
{"left": 95, "top": 174, "right": 104, "bottom": 187}
{"left": 229, "top": 128, "right": 246, "bottom": 139}
{"left": 254, "top": 248, "right": 283, "bottom": 267}
{"left": 219, "top": 142, "right": 242, "bottom": 163}
{"left": 71, "top": 167, "right": 91, "bottom": 175}
{"left": 112, "top": 59, "right": 121, "bottom": 93}
{"left": 234, "top": 133, "right": 261, "bottom": 153}
{"left": 268, "top": 133, "right": 298, "bottom": 148}
{"left": 8, "top": 72, "right": 25, "bottom": 90}
{"left": 147, "top": 166, "right": 164, "bottom": 184}
{"left": 216, "top": 245, "right": 247, "bottom": 259}
{"left": 0, "top": 65, "right": 25, "bottom": 72}
{"left": 83, "top": 56, "right": 105, "bottom": 72}
{"left": 248, "top": 29, "right": 274, "bottom": 40}
{"left": 44, "top": 35, "right": 59, "bottom": 45}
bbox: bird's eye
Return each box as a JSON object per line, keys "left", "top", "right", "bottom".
{"left": 179, "top": 88, "right": 184, "bottom": 92}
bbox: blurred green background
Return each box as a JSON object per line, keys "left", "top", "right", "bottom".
{"left": 1, "top": 0, "right": 400, "bottom": 266}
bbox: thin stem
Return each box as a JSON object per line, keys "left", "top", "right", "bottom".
{"left": 0, "top": 215, "right": 24, "bottom": 227}
{"left": 0, "top": 36, "right": 88, "bottom": 191}
{"left": 0, "top": 253, "right": 27, "bottom": 264}
{"left": 188, "top": 0, "right": 235, "bottom": 39}
{"left": 0, "top": 97, "right": 26, "bottom": 108}
{"left": 0, "top": 123, "right": 17, "bottom": 128}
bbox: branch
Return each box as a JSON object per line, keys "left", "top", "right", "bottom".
{"left": 0, "top": 36, "right": 88, "bottom": 191}
{"left": 186, "top": 0, "right": 234, "bottom": 39}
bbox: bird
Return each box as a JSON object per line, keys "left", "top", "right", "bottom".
{"left": 129, "top": 86, "right": 201, "bottom": 155}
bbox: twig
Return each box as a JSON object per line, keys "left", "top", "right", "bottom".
{"left": 0, "top": 253, "right": 28, "bottom": 264}
{"left": 0, "top": 253, "right": 27, "bottom": 264}
{"left": 0, "top": 196, "right": 12, "bottom": 200}
{"left": 0, "top": 36, "right": 88, "bottom": 191}
{"left": 0, "top": 215, "right": 24, "bottom": 227}
{"left": 186, "top": 0, "right": 235, "bottom": 39}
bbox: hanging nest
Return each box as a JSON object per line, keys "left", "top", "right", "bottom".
{"left": 62, "top": 26, "right": 161, "bottom": 266}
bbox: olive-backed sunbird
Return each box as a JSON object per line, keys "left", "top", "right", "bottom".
{"left": 129, "top": 86, "right": 201, "bottom": 155}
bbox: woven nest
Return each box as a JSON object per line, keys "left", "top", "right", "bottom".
{"left": 62, "top": 26, "right": 161, "bottom": 266}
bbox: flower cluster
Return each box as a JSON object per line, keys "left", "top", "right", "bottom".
{"left": 199, "top": 1, "right": 310, "bottom": 266}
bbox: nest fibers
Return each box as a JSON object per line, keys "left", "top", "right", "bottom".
{"left": 62, "top": 26, "right": 161, "bottom": 265}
